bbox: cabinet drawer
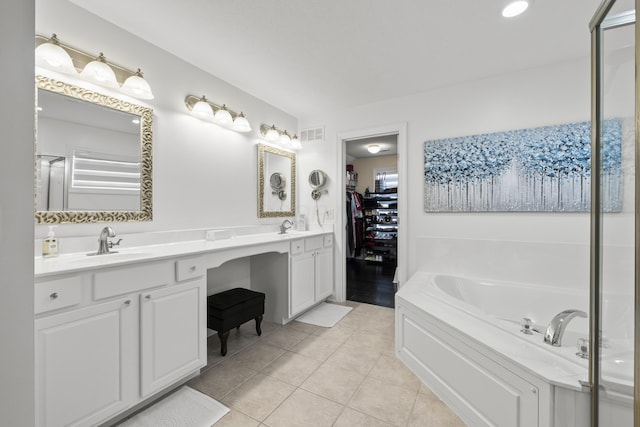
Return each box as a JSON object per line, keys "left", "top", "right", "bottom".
{"left": 323, "top": 234, "right": 334, "bottom": 248}
{"left": 176, "top": 257, "right": 204, "bottom": 282}
{"left": 304, "top": 236, "right": 324, "bottom": 252}
{"left": 290, "top": 240, "right": 304, "bottom": 255}
{"left": 94, "top": 261, "right": 173, "bottom": 300}
{"left": 35, "top": 276, "right": 82, "bottom": 314}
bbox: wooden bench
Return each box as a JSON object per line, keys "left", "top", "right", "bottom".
{"left": 207, "top": 287, "right": 265, "bottom": 356}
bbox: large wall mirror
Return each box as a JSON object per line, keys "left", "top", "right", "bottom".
{"left": 35, "top": 75, "right": 153, "bottom": 224}
{"left": 258, "top": 143, "right": 296, "bottom": 218}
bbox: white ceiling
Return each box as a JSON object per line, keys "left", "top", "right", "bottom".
{"left": 70, "top": 0, "right": 604, "bottom": 119}
{"left": 346, "top": 134, "right": 398, "bottom": 159}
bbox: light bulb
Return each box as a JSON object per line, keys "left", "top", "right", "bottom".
{"left": 35, "top": 34, "right": 77, "bottom": 75}
{"left": 290, "top": 134, "right": 302, "bottom": 150}
{"left": 80, "top": 53, "right": 119, "bottom": 89}
{"left": 367, "top": 144, "right": 381, "bottom": 154}
{"left": 232, "top": 112, "right": 252, "bottom": 132}
{"left": 122, "top": 69, "right": 154, "bottom": 100}
{"left": 279, "top": 130, "right": 292, "bottom": 144}
{"left": 191, "top": 96, "right": 215, "bottom": 120}
{"left": 265, "top": 125, "right": 280, "bottom": 141}
{"left": 214, "top": 104, "right": 233, "bottom": 125}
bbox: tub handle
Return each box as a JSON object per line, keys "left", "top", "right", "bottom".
{"left": 520, "top": 318, "right": 534, "bottom": 335}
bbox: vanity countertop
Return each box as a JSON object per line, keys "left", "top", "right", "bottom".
{"left": 35, "top": 229, "right": 330, "bottom": 278}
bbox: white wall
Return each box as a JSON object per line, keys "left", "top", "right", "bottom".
{"left": 35, "top": 0, "right": 298, "bottom": 239}
{"left": 0, "top": 0, "right": 35, "bottom": 425}
{"left": 299, "top": 57, "right": 615, "bottom": 282}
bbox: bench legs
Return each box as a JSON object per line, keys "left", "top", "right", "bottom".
{"left": 217, "top": 315, "right": 264, "bottom": 356}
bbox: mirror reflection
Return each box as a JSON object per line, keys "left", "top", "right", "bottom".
{"left": 258, "top": 144, "right": 296, "bottom": 218}
{"left": 35, "top": 75, "right": 153, "bottom": 224}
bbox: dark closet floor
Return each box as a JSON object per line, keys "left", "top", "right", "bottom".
{"left": 346, "top": 258, "right": 396, "bottom": 308}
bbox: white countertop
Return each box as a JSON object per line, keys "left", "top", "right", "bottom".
{"left": 35, "top": 229, "right": 330, "bottom": 278}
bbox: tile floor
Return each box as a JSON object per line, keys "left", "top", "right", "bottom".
{"left": 188, "top": 301, "right": 466, "bottom": 427}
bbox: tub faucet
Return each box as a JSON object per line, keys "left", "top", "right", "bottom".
{"left": 89, "top": 226, "right": 121, "bottom": 256}
{"left": 279, "top": 219, "right": 294, "bottom": 234}
{"left": 543, "top": 309, "right": 587, "bottom": 347}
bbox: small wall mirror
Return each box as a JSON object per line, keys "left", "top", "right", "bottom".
{"left": 309, "top": 169, "right": 328, "bottom": 200}
{"left": 258, "top": 144, "right": 296, "bottom": 217}
{"left": 35, "top": 75, "right": 153, "bottom": 224}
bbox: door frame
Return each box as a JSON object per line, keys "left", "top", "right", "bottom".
{"left": 334, "top": 123, "right": 408, "bottom": 303}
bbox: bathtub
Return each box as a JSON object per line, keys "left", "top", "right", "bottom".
{"left": 395, "top": 272, "right": 633, "bottom": 427}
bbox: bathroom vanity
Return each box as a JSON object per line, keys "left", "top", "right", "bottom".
{"left": 34, "top": 229, "right": 333, "bottom": 427}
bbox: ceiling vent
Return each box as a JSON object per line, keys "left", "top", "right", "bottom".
{"left": 300, "top": 126, "right": 324, "bottom": 142}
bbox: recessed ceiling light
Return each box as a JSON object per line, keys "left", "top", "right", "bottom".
{"left": 502, "top": 0, "right": 530, "bottom": 18}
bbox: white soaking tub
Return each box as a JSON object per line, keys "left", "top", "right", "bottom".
{"left": 395, "top": 272, "right": 633, "bottom": 427}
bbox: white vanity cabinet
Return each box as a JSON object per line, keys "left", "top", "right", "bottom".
{"left": 288, "top": 234, "right": 334, "bottom": 317}
{"left": 35, "top": 256, "right": 206, "bottom": 427}
{"left": 35, "top": 296, "right": 136, "bottom": 427}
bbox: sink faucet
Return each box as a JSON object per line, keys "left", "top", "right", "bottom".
{"left": 91, "top": 226, "right": 121, "bottom": 255}
{"left": 279, "top": 219, "right": 294, "bottom": 234}
{"left": 543, "top": 309, "right": 587, "bottom": 347}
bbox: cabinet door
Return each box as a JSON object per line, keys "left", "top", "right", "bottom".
{"left": 289, "top": 252, "right": 316, "bottom": 316}
{"left": 315, "top": 248, "right": 334, "bottom": 301}
{"left": 35, "top": 298, "right": 136, "bottom": 427}
{"left": 140, "top": 279, "right": 206, "bottom": 397}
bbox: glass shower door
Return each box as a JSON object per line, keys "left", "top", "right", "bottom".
{"left": 590, "top": 1, "right": 636, "bottom": 425}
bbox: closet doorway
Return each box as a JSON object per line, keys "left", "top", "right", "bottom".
{"left": 345, "top": 134, "right": 398, "bottom": 308}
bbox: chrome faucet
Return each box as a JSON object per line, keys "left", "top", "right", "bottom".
{"left": 543, "top": 309, "right": 587, "bottom": 347}
{"left": 88, "top": 226, "right": 121, "bottom": 256}
{"left": 279, "top": 219, "right": 294, "bottom": 234}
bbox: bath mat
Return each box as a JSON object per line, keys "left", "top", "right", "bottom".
{"left": 120, "top": 386, "right": 229, "bottom": 427}
{"left": 296, "top": 302, "right": 352, "bottom": 327}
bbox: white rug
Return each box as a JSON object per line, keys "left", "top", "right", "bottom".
{"left": 295, "top": 302, "right": 353, "bottom": 327}
{"left": 120, "top": 386, "right": 229, "bottom": 427}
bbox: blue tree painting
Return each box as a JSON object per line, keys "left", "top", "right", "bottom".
{"left": 423, "top": 119, "right": 622, "bottom": 212}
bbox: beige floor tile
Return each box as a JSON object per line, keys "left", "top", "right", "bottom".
{"left": 261, "top": 351, "right": 321, "bottom": 386}
{"left": 348, "top": 328, "right": 394, "bottom": 351}
{"left": 264, "top": 327, "right": 309, "bottom": 350}
{"left": 212, "top": 409, "right": 260, "bottom": 427}
{"left": 333, "top": 407, "right": 394, "bottom": 427}
{"left": 285, "top": 320, "right": 321, "bottom": 335}
{"left": 189, "top": 359, "right": 258, "bottom": 400}
{"left": 290, "top": 334, "right": 342, "bottom": 361}
{"left": 348, "top": 377, "right": 418, "bottom": 426}
{"left": 325, "top": 341, "right": 382, "bottom": 376}
{"left": 228, "top": 342, "right": 286, "bottom": 371}
{"left": 263, "top": 389, "right": 343, "bottom": 427}
{"left": 206, "top": 331, "right": 260, "bottom": 367}
{"left": 368, "top": 355, "right": 421, "bottom": 392}
{"left": 408, "top": 391, "right": 467, "bottom": 427}
{"left": 222, "top": 374, "right": 295, "bottom": 422}
{"left": 335, "top": 312, "right": 372, "bottom": 330}
{"left": 311, "top": 323, "right": 356, "bottom": 343}
{"left": 300, "top": 361, "right": 365, "bottom": 404}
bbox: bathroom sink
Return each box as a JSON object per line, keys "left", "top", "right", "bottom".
{"left": 63, "top": 251, "right": 153, "bottom": 265}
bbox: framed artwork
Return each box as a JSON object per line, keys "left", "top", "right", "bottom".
{"left": 423, "top": 119, "right": 623, "bottom": 212}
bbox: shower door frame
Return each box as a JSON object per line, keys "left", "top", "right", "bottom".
{"left": 589, "top": 2, "right": 638, "bottom": 426}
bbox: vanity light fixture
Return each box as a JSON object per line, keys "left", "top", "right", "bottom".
{"left": 35, "top": 34, "right": 155, "bottom": 100}
{"left": 367, "top": 144, "right": 381, "bottom": 154}
{"left": 502, "top": 0, "right": 531, "bottom": 18}
{"left": 260, "top": 124, "right": 299, "bottom": 149}
{"left": 185, "top": 94, "right": 252, "bottom": 133}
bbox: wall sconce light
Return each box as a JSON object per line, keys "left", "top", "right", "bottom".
{"left": 185, "top": 94, "right": 252, "bottom": 133}
{"left": 367, "top": 144, "right": 381, "bottom": 154}
{"left": 260, "top": 124, "right": 302, "bottom": 150}
{"left": 35, "top": 34, "right": 154, "bottom": 100}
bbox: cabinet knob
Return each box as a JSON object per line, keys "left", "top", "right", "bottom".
{"left": 189, "top": 266, "right": 196, "bottom": 272}
{"left": 49, "top": 292, "right": 59, "bottom": 300}
{"left": 124, "top": 300, "right": 131, "bottom": 307}
{"left": 144, "top": 295, "right": 151, "bottom": 301}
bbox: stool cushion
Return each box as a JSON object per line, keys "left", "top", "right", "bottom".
{"left": 207, "top": 288, "right": 265, "bottom": 333}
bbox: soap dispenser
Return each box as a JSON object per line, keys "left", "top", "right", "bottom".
{"left": 43, "top": 226, "right": 59, "bottom": 258}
